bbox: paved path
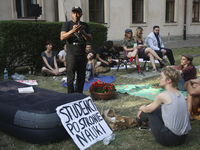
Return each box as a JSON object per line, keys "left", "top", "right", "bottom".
{"left": 164, "top": 39, "right": 200, "bottom": 49}
{"left": 121, "top": 70, "right": 160, "bottom": 81}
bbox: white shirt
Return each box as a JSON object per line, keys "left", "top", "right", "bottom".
{"left": 58, "top": 50, "right": 66, "bottom": 59}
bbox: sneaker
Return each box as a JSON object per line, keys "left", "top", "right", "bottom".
{"left": 138, "top": 71, "right": 142, "bottom": 75}
{"left": 156, "top": 68, "right": 161, "bottom": 72}
{"left": 152, "top": 68, "right": 157, "bottom": 72}
{"left": 152, "top": 68, "right": 161, "bottom": 72}
{"left": 160, "top": 59, "right": 168, "bottom": 65}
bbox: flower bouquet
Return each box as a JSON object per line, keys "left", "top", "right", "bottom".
{"left": 89, "top": 80, "right": 116, "bottom": 100}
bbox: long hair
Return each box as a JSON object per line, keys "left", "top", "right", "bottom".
{"left": 134, "top": 27, "right": 143, "bottom": 42}
{"left": 124, "top": 31, "right": 133, "bottom": 40}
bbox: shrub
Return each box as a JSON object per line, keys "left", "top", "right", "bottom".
{"left": 0, "top": 21, "right": 107, "bottom": 72}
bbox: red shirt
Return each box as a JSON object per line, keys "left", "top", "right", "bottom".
{"left": 175, "top": 65, "right": 196, "bottom": 81}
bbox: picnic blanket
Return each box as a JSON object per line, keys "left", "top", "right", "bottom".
{"left": 62, "top": 74, "right": 116, "bottom": 91}
{"left": 116, "top": 84, "right": 188, "bottom": 100}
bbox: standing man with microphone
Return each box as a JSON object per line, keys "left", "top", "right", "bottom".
{"left": 60, "top": 6, "right": 92, "bottom": 93}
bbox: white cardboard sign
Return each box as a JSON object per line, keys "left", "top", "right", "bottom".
{"left": 56, "top": 96, "right": 112, "bottom": 150}
{"left": 16, "top": 80, "right": 38, "bottom": 85}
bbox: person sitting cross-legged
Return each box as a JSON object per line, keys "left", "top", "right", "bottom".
{"left": 41, "top": 41, "right": 66, "bottom": 76}
{"left": 136, "top": 66, "right": 191, "bottom": 146}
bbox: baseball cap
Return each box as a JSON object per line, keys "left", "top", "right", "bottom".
{"left": 72, "top": 6, "right": 82, "bottom": 13}
{"left": 125, "top": 29, "right": 132, "bottom": 33}
{"left": 182, "top": 54, "right": 193, "bottom": 61}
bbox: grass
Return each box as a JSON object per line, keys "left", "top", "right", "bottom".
{"left": 0, "top": 47, "right": 200, "bottom": 150}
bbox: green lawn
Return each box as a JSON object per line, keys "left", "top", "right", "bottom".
{"left": 0, "top": 47, "right": 200, "bottom": 150}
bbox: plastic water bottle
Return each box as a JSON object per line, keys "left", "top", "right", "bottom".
{"left": 4, "top": 68, "right": 8, "bottom": 80}
{"left": 29, "top": 67, "right": 32, "bottom": 74}
{"left": 103, "top": 134, "right": 115, "bottom": 145}
{"left": 146, "top": 62, "right": 149, "bottom": 71}
{"left": 32, "top": 67, "right": 35, "bottom": 75}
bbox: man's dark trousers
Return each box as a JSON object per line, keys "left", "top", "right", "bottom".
{"left": 155, "top": 48, "right": 175, "bottom": 65}
{"left": 66, "top": 54, "right": 87, "bottom": 93}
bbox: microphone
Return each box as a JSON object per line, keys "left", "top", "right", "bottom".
{"left": 74, "top": 21, "right": 81, "bottom": 39}
{"left": 73, "top": 21, "right": 83, "bottom": 44}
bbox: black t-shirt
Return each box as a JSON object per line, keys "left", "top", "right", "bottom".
{"left": 95, "top": 46, "right": 111, "bottom": 60}
{"left": 61, "top": 20, "right": 91, "bottom": 55}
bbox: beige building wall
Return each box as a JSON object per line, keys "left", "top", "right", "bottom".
{"left": 0, "top": 0, "right": 13, "bottom": 20}
{"left": 0, "top": 0, "right": 199, "bottom": 41}
{"left": 106, "top": 0, "right": 200, "bottom": 41}
{"left": 58, "top": 0, "right": 82, "bottom": 22}
{"left": 57, "top": 0, "right": 200, "bottom": 41}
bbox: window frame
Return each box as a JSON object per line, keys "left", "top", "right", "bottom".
{"left": 192, "top": 0, "right": 200, "bottom": 22}
{"left": 166, "top": 0, "right": 175, "bottom": 23}
{"left": 163, "top": 0, "right": 178, "bottom": 26}
{"left": 130, "top": 0, "right": 147, "bottom": 28}
{"left": 132, "top": 0, "right": 144, "bottom": 23}
{"left": 89, "top": 0, "right": 105, "bottom": 23}
{"left": 16, "top": 0, "right": 37, "bottom": 18}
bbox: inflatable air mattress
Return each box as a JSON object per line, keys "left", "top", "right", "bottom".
{"left": 0, "top": 80, "right": 88, "bottom": 143}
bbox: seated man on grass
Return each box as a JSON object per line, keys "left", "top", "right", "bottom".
{"left": 95, "top": 41, "right": 117, "bottom": 68}
{"left": 58, "top": 44, "right": 67, "bottom": 67}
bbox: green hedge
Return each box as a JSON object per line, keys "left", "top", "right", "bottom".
{"left": 0, "top": 21, "right": 107, "bottom": 72}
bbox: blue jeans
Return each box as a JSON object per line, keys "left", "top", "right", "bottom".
{"left": 136, "top": 106, "right": 187, "bottom": 146}
{"left": 178, "top": 76, "right": 186, "bottom": 91}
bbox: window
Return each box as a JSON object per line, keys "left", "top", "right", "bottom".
{"left": 192, "top": 0, "right": 200, "bottom": 22}
{"left": 166, "top": 0, "right": 175, "bottom": 23}
{"left": 16, "top": 0, "right": 37, "bottom": 18}
{"left": 132, "top": 0, "right": 144, "bottom": 23}
{"left": 89, "top": 0, "right": 104, "bottom": 23}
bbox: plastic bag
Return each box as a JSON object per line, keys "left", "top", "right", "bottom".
{"left": 11, "top": 73, "right": 25, "bottom": 80}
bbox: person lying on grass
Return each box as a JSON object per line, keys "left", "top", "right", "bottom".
{"left": 136, "top": 66, "right": 191, "bottom": 146}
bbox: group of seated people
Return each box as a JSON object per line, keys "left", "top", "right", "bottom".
{"left": 121, "top": 25, "right": 176, "bottom": 74}
{"left": 171, "top": 53, "right": 199, "bottom": 121}
{"left": 40, "top": 28, "right": 200, "bottom": 147}
{"left": 135, "top": 51, "right": 199, "bottom": 146}
{"left": 40, "top": 25, "right": 176, "bottom": 77}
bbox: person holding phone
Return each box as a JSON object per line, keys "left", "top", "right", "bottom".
{"left": 60, "top": 6, "right": 92, "bottom": 93}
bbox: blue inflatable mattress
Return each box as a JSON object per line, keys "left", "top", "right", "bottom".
{"left": 0, "top": 80, "right": 88, "bottom": 143}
